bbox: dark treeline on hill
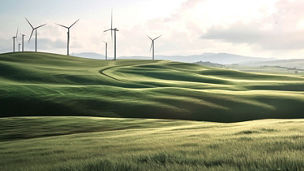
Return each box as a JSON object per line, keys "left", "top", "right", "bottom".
{"left": 0, "top": 52, "right": 304, "bottom": 122}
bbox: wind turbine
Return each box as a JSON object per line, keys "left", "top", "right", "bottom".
{"left": 26, "top": 18, "right": 46, "bottom": 52}
{"left": 21, "top": 34, "right": 26, "bottom": 52}
{"left": 147, "top": 35, "right": 161, "bottom": 61}
{"left": 57, "top": 19, "right": 79, "bottom": 56}
{"left": 104, "top": 10, "right": 119, "bottom": 60}
{"left": 104, "top": 41, "right": 108, "bottom": 60}
{"left": 12, "top": 28, "right": 18, "bottom": 52}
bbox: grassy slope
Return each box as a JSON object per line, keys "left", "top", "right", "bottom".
{"left": 1, "top": 52, "right": 304, "bottom": 122}
{"left": 0, "top": 117, "right": 304, "bottom": 170}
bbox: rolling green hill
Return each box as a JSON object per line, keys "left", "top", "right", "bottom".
{"left": 0, "top": 52, "right": 304, "bottom": 122}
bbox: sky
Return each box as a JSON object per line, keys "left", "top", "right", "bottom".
{"left": 0, "top": 0, "right": 304, "bottom": 59}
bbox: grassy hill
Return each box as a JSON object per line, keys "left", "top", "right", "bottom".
{"left": 0, "top": 52, "right": 304, "bottom": 122}
{"left": 0, "top": 117, "right": 303, "bottom": 170}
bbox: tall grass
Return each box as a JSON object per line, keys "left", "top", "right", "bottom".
{"left": 0, "top": 117, "right": 303, "bottom": 170}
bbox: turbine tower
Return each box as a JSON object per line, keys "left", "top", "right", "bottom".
{"left": 147, "top": 35, "right": 161, "bottom": 61}
{"left": 104, "top": 10, "right": 119, "bottom": 60}
{"left": 21, "top": 34, "right": 26, "bottom": 52}
{"left": 26, "top": 18, "right": 46, "bottom": 52}
{"left": 57, "top": 19, "right": 79, "bottom": 56}
{"left": 12, "top": 28, "right": 18, "bottom": 52}
{"left": 104, "top": 41, "right": 108, "bottom": 60}
{"left": 18, "top": 43, "right": 21, "bottom": 52}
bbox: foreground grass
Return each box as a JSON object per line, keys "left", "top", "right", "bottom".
{"left": 0, "top": 117, "right": 303, "bottom": 170}
{"left": 0, "top": 52, "right": 304, "bottom": 122}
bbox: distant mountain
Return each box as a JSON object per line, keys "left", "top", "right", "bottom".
{"left": 72, "top": 52, "right": 273, "bottom": 64}
{"left": 70, "top": 52, "right": 303, "bottom": 73}
{"left": 195, "top": 61, "right": 225, "bottom": 68}
{"left": 158, "top": 53, "right": 273, "bottom": 64}
{"left": 247, "top": 59, "right": 304, "bottom": 69}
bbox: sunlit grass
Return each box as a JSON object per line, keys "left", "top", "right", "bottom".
{"left": 0, "top": 117, "right": 303, "bottom": 170}
{"left": 0, "top": 52, "right": 304, "bottom": 122}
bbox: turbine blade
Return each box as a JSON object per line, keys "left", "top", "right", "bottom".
{"left": 57, "top": 24, "right": 69, "bottom": 29}
{"left": 154, "top": 35, "right": 162, "bottom": 41}
{"left": 111, "top": 9, "right": 113, "bottom": 30}
{"left": 35, "top": 24, "right": 46, "bottom": 29}
{"left": 111, "top": 9, "right": 113, "bottom": 39}
{"left": 16, "top": 28, "right": 19, "bottom": 38}
{"left": 28, "top": 29, "right": 34, "bottom": 42}
{"left": 69, "top": 19, "right": 79, "bottom": 28}
{"left": 147, "top": 35, "right": 153, "bottom": 40}
{"left": 25, "top": 18, "right": 34, "bottom": 29}
{"left": 104, "top": 29, "right": 111, "bottom": 32}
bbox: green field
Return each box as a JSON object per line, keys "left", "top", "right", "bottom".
{"left": 0, "top": 52, "right": 304, "bottom": 122}
{"left": 1, "top": 52, "right": 304, "bottom": 170}
{"left": 0, "top": 117, "right": 304, "bottom": 170}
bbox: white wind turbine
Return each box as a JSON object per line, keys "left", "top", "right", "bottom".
{"left": 104, "top": 10, "right": 119, "bottom": 60}
{"left": 12, "top": 28, "right": 18, "bottom": 52}
{"left": 147, "top": 35, "right": 161, "bottom": 60}
{"left": 26, "top": 18, "right": 46, "bottom": 52}
{"left": 57, "top": 19, "right": 80, "bottom": 56}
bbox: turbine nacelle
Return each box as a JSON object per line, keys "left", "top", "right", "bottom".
{"left": 12, "top": 28, "right": 18, "bottom": 39}
{"left": 57, "top": 19, "right": 80, "bottom": 30}
{"left": 104, "top": 28, "right": 119, "bottom": 42}
{"left": 147, "top": 35, "right": 161, "bottom": 52}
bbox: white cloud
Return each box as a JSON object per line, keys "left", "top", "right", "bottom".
{"left": 1, "top": 0, "right": 304, "bottom": 59}
{"left": 198, "top": 0, "right": 304, "bottom": 60}
{"left": 201, "top": 22, "right": 304, "bottom": 50}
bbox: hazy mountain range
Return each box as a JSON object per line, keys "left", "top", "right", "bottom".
{"left": 72, "top": 52, "right": 273, "bottom": 64}
{"left": 72, "top": 52, "right": 304, "bottom": 69}
{"left": 247, "top": 59, "right": 304, "bottom": 69}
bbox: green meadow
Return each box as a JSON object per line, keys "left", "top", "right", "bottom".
{"left": 0, "top": 117, "right": 304, "bottom": 170}
{"left": 0, "top": 52, "right": 304, "bottom": 122}
{"left": 0, "top": 52, "right": 304, "bottom": 170}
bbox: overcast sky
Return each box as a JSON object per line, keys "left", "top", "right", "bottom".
{"left": 0, "top": 0, "right": 304, "bottom": 59}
